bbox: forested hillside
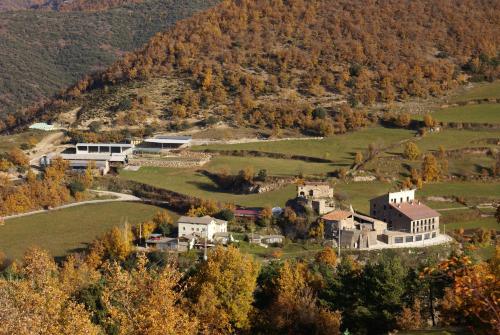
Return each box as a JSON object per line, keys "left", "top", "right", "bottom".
{"left": 0, "top": 0, "right": 146, "bottom": 12}
{"left": 12, "top": 0, "right": 499, "bottom": 134}
{"left": 0, "top": 0, "right": 220, "bottom": 120}
{"left": 0, "top": 0, "right": 45, "bottom": 11}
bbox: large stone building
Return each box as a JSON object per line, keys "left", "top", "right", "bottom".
{"left": 370, "top": 189, "right": 440, "bottom": 244}
{"left": 297, "top": 181, "right": 336, "bottom": 214}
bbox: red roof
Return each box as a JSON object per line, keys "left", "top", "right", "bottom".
{"left": 321, "top": 210, "right": 353, "bottom": 221}
{"left": 389, "top": 202, "right": 440, "bottom": 220}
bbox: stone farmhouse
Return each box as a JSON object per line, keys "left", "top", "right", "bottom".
{"left": 321, "top": 210, "right": 387, "bottom": 249}
{"left": 297, "top": 181, "right": 336, "bottom": 214}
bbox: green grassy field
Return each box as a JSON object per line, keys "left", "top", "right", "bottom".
{"left": 0, "top": 202, "right": 172, "bottom": 260}
{"left": 443, "top": 216, "right": 497, "bottom": 232}
{"left": 193, "top": 127, "right": 415, "bottom": 162}
{"left": 390, "top": 129, "right": 500, "bottom": 153}
{"left": 427, "top": 104, "right": 500, "bottom": 123}
{"left": 119, "top": 166, "right": 296, "bottom": 208}
{"left": 450, "top": 80, "right": 500, "bottom": 101}
{"left": 207, "top": 155, "right": 334, "bottom": 177}
{"left": 237, "top": 240, "right": 324, "bottom": 262}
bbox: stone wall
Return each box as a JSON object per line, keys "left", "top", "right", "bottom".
{"left": 129, "top": 151, "right": 211, "bottom": 168}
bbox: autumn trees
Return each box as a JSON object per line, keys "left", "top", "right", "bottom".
{"left": 21, "top": 0, "right": 499, "bottom": 134}
{"left": 0, "top": 248, "right": 100, "bottom": 335}
{"left": 423, "top": 248, "right": 500, "bottom": 334}
{"left": 0, "top": 157, "right": 74, "bottom": 215}
{"left": 188, "top": 246, "right": 260, "bottom": 334}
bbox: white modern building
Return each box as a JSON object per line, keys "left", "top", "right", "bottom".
{"left": 177, "top": 215, "right": 228, "bottom": 241}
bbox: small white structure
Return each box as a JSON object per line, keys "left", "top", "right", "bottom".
{"left": 177, "top": 215, "right": 227, "bottom": 241}
{"left": 29, "top": 122, "right": 58, "bottom": 131}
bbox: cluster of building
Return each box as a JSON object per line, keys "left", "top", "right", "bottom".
{"left": 144, "top": 183, "right": 441, "bottom": 253}
{"left": 145, "top": 212, "right": 285, "bottom": 252}
{"left": 40, "top": 135, "right": 192, "bottom": 175}
{"left": 299, "top": 182, "right": 441, "bottom": 249}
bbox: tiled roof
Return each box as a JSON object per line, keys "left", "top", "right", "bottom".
{"left": 322, "top": 210, "right": 353, "bottom": 221}
{"left": 389, "top": 202, "right": 440, "bottom": 220}
{"left": 178, "top": 215, "right": 227, "bottom": 225}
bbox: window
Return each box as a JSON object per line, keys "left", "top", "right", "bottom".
{"left": 309, "top": 190, "right": 314, "bottom": 197}
{"left": 77, "top": 146, "right": 88, "bottom": 152}
{"left": 400, "top": 197, "right": 403, "bottom": 203}
{"left": 405, "top": 236, "right": 413, "bottom": 243}
{"left": 424, "top": 233, "right": 430, "bottom": 240}
{"left": 432, "top": 218, "right": 435, "bottom": 223}
{"left": 432, "top": 232, "right": 437, "bottom": 238}
{"left": 416, "top": 235, "right": 422, "bottom": 241}
{"left": 183, "top": 227, "right": 185, "bottom": 231}
{"left": 406, "top": 196, "right": 409, "bottom": 202}
{"left": 373, "top": 204, "right": 376, "bottom": 208}
{"left": 111, "top": 146, "right": 121, "bottom": 153}
{"left": 395, "top": 237, "right": 403, "bottom": 243}
{"left": 89, "top": 146, "right": 99, "bottom": 153}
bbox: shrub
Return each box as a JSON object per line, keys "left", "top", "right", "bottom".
{"left": 68, "top": 181, "right": 86, "bottom": 197}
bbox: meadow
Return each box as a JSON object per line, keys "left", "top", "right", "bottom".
{"left": 119, "top": 166, "right": 297, "bottom": 208}
{"left": 427, "top": 103, "right": 500, "bottom": 124}
{"left": 0, "top": 202, "right": 171, "bottom": 260}
{"left": 449, "top": 80, "right": 500, "bottom": 101}
{"left": 192, "top": 127, "right": 415, "bottom": 161}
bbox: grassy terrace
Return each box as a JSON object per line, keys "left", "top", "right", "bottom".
{"left": 443, "top": 216, "right": 497, "bottom": 232}
{"left": 119, "top": 166, "right": 296, "bottom": 208}
{"left": 390, "top": 129, "right": 500, "bottom": 153}
{"left": 192, "top": 127, "right": 415, "bottom": 162}
{"left": 426, "top": 103, "right": 500, "bottom": 124}
{"left": 0, "top": 202, "right": 171, "bottom": 260}
{"left": 450, "top": 80, "right": 500, "bottom": 101}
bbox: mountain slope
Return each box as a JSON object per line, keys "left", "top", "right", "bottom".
{"left": 0, "top": 1, "right": 45, "bottom": 11}
{"left": 7, "top": 0, "right": 500, "bottom": 133}
{"left": 0, "top": 0, "right": 220, "bottom": 118}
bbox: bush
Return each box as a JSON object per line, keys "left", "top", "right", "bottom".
{"left": 88, "top": 121, "right": 103, "bottom": 133}
{"left": 68, "top": 181, "right": 86, "bottom": 197}
{"left": 256, "top": 169, "right": 268, "bottom": 182}
{"left": 313, "top": 107, "right": 327, "bottom": 119}
{"left": 215, "top": 208, "right": 235, "bottom": 222}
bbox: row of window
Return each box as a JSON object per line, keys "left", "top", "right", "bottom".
{"left": 182, "top": 227, "right": 206, "bottom": 232}
{"left": 394, "top": 232, "right": 437, "bottom": 243}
